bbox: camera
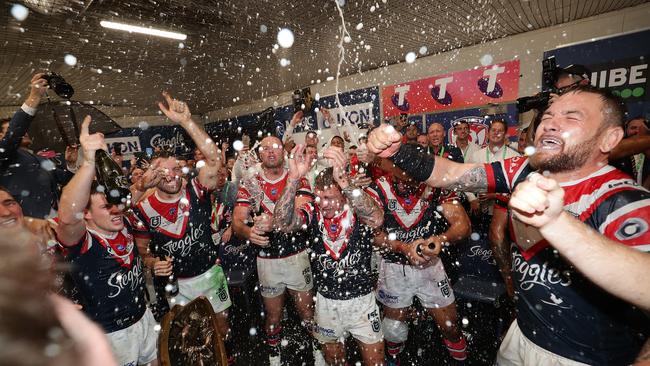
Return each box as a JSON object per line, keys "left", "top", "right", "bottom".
{"left": 516, "top": 56, "right": 558, "bottom": 113}
{"left": 292, "top": 87, "right": 316, "bottom": 114}
{"left": 43, "top": 72, "right": 74, "bottom": 99}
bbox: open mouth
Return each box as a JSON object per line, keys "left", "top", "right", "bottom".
{"left": 539, "top": 136, "right": 564, "bottom": 151}
{"left": 0, "top": 218, "right": 17, "bottom": 227}
{"left": 111, "top": 216, "right": 123, "bottom": 224}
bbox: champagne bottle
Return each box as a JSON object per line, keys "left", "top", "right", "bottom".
{"left": 95, "top": 149, "right": 131, "bottom": 205}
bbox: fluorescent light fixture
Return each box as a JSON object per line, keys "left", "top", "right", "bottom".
{"left": 100, "top": 20, "right": 187, "bottom": 40}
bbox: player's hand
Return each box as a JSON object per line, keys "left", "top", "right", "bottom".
{"left": 367, "top": 124, "right": 402, "bottom": 158}
{"left": 323, "top": 147, "right": 350, "bottom": 189}
{"left": 248, "top": 229, "right": 270, "bottom": 247}
{"left": 158, "top": 91, "right": 192, "bottom": 125}
{"left": 288, "top": 144, "right": 311, "bottom": 180}
{"left": 509, "top": 173, "right": 564, "bottom": 229}
{"left": 221, "top": 226, "right": 233, "bottom": 244}
{"left": 356, "top": 145, "right": 376, "bottom": 164}
{"left": 253, "top": 213, "right": 273, "bottom": 233}
{"left": 138, "top": 160, "right": 164, "bottom": 191}
{"left": 350, "top": 173, "right": 372, "bottom": 187}
{"left": 153, "top": 256, "right": 173, "bottom": 276}
{"left": 469, "top": 199, "right": 480, "bottom": 215}
{"left": 79, "top": 116, "right": 106, "bottom": 164}
{"left": 402, "top": 241, "right": 430, "bottom": 267}
{"left": 25, "top": 73, "right": 47, "bottom": 108}
{"left": 420, "top": 235, "right": 444, "bottom": 258}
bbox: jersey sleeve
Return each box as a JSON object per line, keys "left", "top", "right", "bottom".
{"left": 598, "top": 189, "right": 650, "bottom": 252}
{"left": 297, "top": 177, "right": 314, "bottom": 198}
{"left": 483, "top": 156, "right": 530, "bottom": 194}
{"left": 191, "top": 176, "right": 212, "bottom": 201}
{"left": 364, "top": 181, "right": 385, "bottom": 208}
{"left": 235, "top": 185, "right": 252, "bottom": 207}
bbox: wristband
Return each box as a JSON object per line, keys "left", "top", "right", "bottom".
{"left": 388, "top": 144, "right": 435, "bottom": 182}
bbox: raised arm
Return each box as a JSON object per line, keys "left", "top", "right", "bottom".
{"left": 158, "top": 92, "right": 221, "bottom": 189}
{"left": 272, "top": 144, "right": 312, "bottom": 232}
{"left": 510, "top": 173, "right": 650, "bottom": 310}
{"left": 324, "top": 147, "right": 384, "bottom": 228}
{"left": 55, "top": 116, "right": 104, "bottom": 246}
{"left": 0, "top": 74, "right": 45, "bottom": 160}
{"left": 366, "top": 124, "right": 487, "bottom": 192}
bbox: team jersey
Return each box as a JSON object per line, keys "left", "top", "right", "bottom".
{"left": 235, "top": 170, "right": 313, "bottom": 258}
{"left": 65, "top": 224, "right": 147, "bottom": 333}
{"left": 132, "top": 177, "right": 217, "bottom": 278}
{"left": 486, "top": 156, "right": 650, "bottom": 365}
{"left": 303, "top": 203, "right": 375, "bottom": 300}
{"left": 366, "top": 177, "right": 450, "bottom": 265}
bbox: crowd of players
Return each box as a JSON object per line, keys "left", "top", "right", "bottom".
{"left": 1, "top": 73, "right": 649, "bottom": 366}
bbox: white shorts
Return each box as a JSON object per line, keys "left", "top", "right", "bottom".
{"left": 106, "top": 308, "right": 158, "bottom": 366}
{"left": 175, "top": 265, "right": 232, "bottom": 313}
{"left": 496, "top": 320, "right": 589, "bottom": 366}
{"left": 376, "top": 258, "right": 455, "bottom": 309}
{"left": 257, "top": 250, "right": 313, "bottom": 298}
{"left": 314, "top": 292, "right": 384, "bottom": 345}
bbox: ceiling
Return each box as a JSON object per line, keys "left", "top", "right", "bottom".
{"left": 1, "top": 0, "right": 648, "bottom": 119}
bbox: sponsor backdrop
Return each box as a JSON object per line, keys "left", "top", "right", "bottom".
{"left": 543, "top": 28, "right": 650, "bottom": 119}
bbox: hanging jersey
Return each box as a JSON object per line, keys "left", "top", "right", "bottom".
{"left": 366, "top": 177, "right": 450, "bottom": 265}
{"left": 235, "top": 170, "right": 314, "bottom": 258}
{"left": 305, "top": 203, "right": 375, "bottom": 300}
{"left": 132, "top": 177, "right": 216, "bottom": 278}
{"left": 485, "top": 156, "right": 650, "bottom": 365}
{"left": 65, "top": 224, "right": 147, "bottom": 333}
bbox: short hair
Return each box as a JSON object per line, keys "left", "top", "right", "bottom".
{"left": 564, "top": 85, "right": 626, "bottom": 129}
{"left": 86, "top": 180, "right": 109, "bottom": 210}
{"left": 1, "top": 118, "right": 9, "bottom": 128}
{"left": 349, "top": 145, "right": 358, "bottom": 150}
{"left": 0, "top": 185, "right": 10, "bottom": 195}
{"left": 489, "top": 119, "right": 508, "bottom": 131}
{"left": 151, "top": 148, "right": 175, "bottom": 160}
{"left": 314, "top": 167, "right": 338, "bottom": 192}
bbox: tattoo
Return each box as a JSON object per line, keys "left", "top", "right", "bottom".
{"left": 448, "top": 166, "right": 488, "bottom": 193}
{"left": 271, "top": 178, "right": 304, "bottom": 232}
{"left": 343, "top": 186, "right": 383, "bottom": 228}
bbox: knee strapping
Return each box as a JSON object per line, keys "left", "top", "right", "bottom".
{"left": 382, "top": 317, "right": 409, "bottom": 343}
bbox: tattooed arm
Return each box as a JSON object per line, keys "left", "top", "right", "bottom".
{"left": 272, "top": 177, "right": 308, "bottom": 233}
{"left": 272, "top": 144, "right": 313, "bottom": 233}
{"left": 342, "top": 185, "right": 384, "bottom": 229}
{"left": 427, "top": 158, "right": 488, "bottom": 193}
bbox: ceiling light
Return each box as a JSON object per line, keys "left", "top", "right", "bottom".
{"left": 100, "top": 20, "right": 187, "bottom": 40}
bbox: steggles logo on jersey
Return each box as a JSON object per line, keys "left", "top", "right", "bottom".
{"left": 161, "top": 223, "right": 206, "bottom": 257}
{"left": 512, "top": 251, "right": 572, "bottom": 309}
{"left": 317, "top": 250, "right": 362, "bottom": 276}
{"left": 391, "top": 225, "right": 431, "bottom": 243}
{"left": 107, "top": 257, "right": 144, "bottom": 298}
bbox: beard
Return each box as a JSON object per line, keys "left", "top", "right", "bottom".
{"left": 393, "top": 179, "right": 417, "bottom": 197}
{"left": 157, "top": 178, "right": 182, "bottom": 194}
{"left": 263, "top": 157, "right": 284, "bottom": 169}
{"left": 529, "top": 135, "right": 596, "bottom": 173}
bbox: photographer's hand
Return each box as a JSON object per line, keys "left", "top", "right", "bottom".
{"left": 26, "top": 73, "right": 47, "bottom": 109}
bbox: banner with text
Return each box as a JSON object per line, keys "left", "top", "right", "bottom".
{"left": 382, "top": 60, "right": 520, "bottom": 117}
